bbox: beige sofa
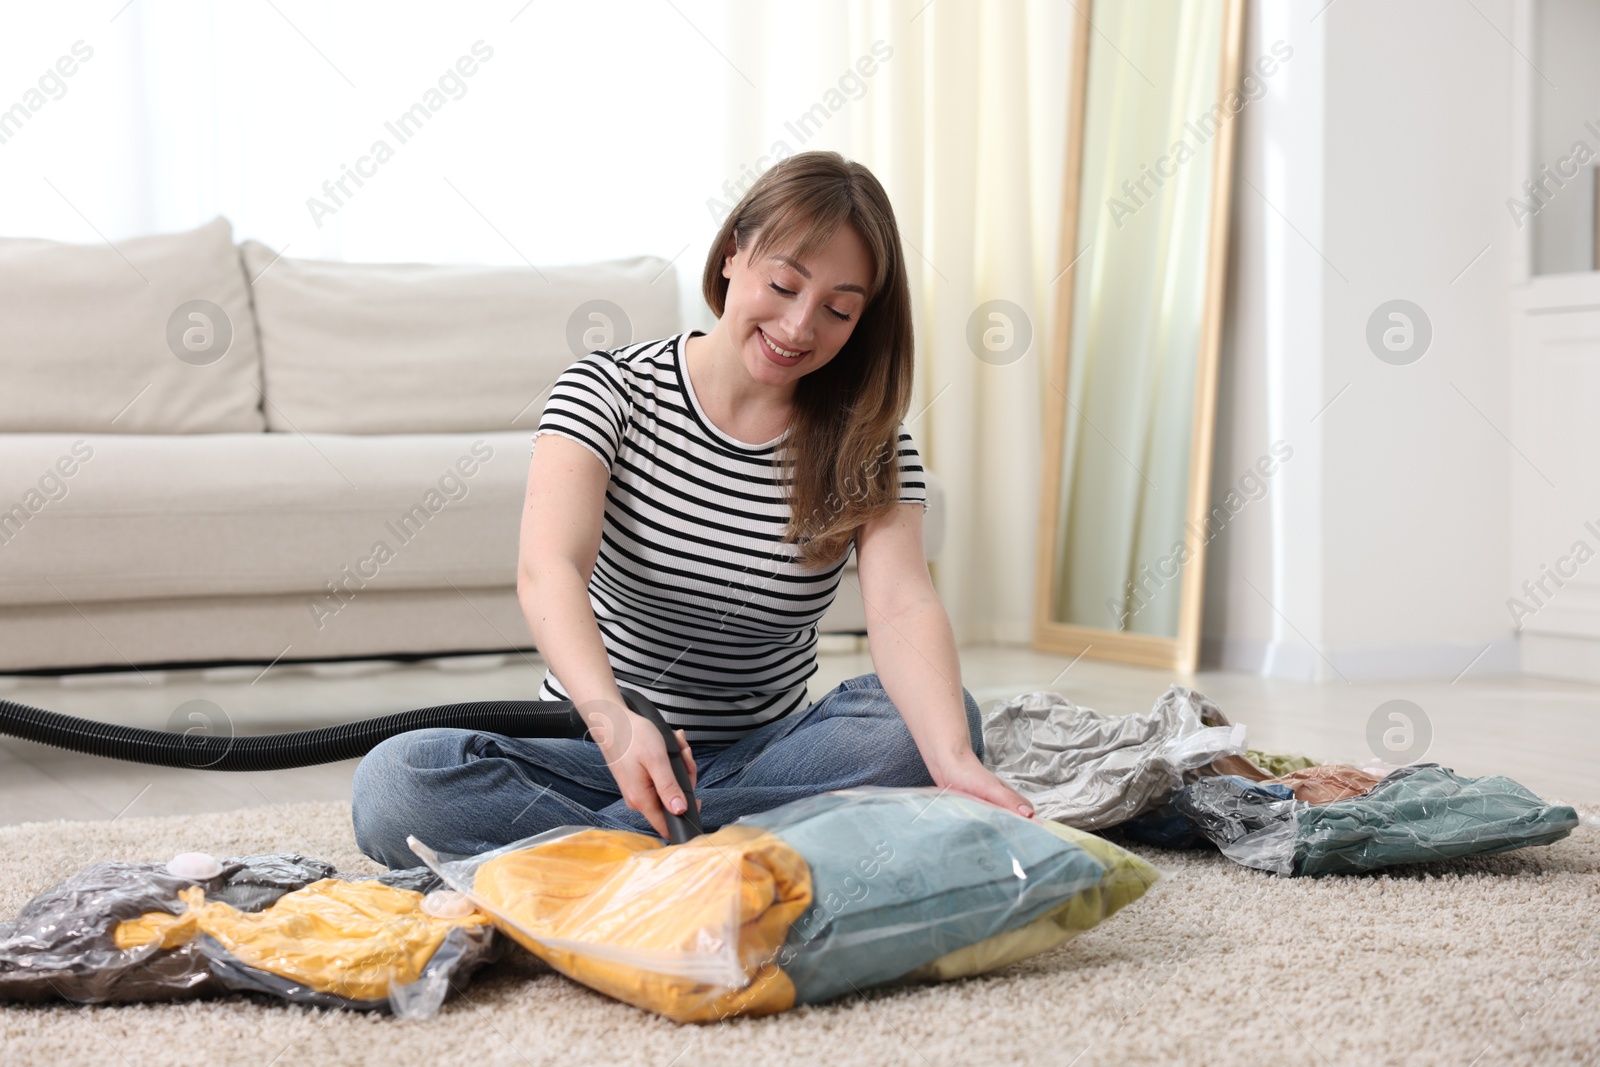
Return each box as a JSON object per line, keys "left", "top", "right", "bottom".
{"left": 0, "top": 218, "right": 944, "bottom": 672}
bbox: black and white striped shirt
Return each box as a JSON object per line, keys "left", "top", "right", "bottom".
{"left": 531, "top": 330, "right": 928, "bottom": 742}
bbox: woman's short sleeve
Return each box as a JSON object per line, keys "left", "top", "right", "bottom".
{"left": 894, "top": 422, "right": 929, "bottom": 511}
{"left": 532, "top": 353, "right": 629, "bottom": 473}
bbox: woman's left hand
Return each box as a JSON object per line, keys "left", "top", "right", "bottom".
{"left": 931, "top": 753, "right": 1035, "bottom": 818}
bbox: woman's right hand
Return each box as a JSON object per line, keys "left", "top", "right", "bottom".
{"left": 584, "top": 700, "right": 699, "bottom": 840}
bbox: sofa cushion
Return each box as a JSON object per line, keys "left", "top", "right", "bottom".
{"left": 0, "top": 432, "right": 532, "bottom": 609}
{"left": 242, "top": 243, "right": 681, "bottom": 434}
{"left": 0, "top": 218, "right": 264, "bottom": 433}
{"left": 0, "top": 433, "right": 945, "bottom": 625}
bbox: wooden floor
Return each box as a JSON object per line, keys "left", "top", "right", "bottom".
{"left": 3, "top": 643, "right": 1597, "bottom": 828}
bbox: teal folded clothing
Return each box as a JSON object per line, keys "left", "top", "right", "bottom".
{"left": 737, "top": 788, "right": 1108, "bottom": 1004}
{"left": 1293, "top": 763, "right": 1580, "bottom": 877}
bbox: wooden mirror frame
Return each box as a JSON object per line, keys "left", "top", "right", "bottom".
{"left": 1032, "top": 0, "right": 1246, "bottom": 674}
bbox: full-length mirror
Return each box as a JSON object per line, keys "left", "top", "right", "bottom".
{"left": 1034, "top": 0, "right": 1244, "bottom": 673}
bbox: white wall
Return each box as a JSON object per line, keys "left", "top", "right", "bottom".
{"left": 1204, "top": 0, "right": 1519, "bottom": 681}
{"left": 1203, "top": 0, "right": 1328, "bottom": 678}
{"left": 0, "top": 3, "right": 733, "bottom": 334}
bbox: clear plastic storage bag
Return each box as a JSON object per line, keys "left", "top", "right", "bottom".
{"left": 0, "top": 854, "right": 338, "bottom": 1004}
{"left": 735, "top": 789, "right": 1113, "bottom": 1005}
{"left": 0, "top": 852, "right": 493, "bottom": 1018}
{"left": 410, "top": 787, "right": 1165, "bottom": 1022}
{"left": 411, "top": 822, "right": 813, "bottom": 1021}
{"left": 1171, "top": 764, "right": 1582, "bottom": 877}
{"left": 114, "top": 880, "right": 497, "bottom": 1018}
{"left": 1293, "top": 763, "right": 1580, "bottom": 876}
{"left": 891, "top": 819, "right": 1165, "bottom": 984}
{"left": 982, "top": 685, "right": 1249, "bottom": 829}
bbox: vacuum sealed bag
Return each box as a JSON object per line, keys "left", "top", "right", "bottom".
{"left": 982, "top": 685, "right": 1249, "bottom": 829}
{"left": 879, "top": 818, "right": 1163, "bottom": 985}
{"left": 1, "top": 852, "right": 494, "bottom": 1018}
{"left": 1116, "top": 778, "right": 1297, "bottom": 851}
{"left": 0, "top": 854, "right": 339, "bottom": 1004}
{"left": 1172, "top": 775, "right": 1305, "bottom": 874}
{"left": 1293, "top": 763, "right": 1580, "bottom": 876}
{"left": 412, "top": 787, "right": 1164, "bottom": 1022}
{"left": 115, "top": 880, "right": 496, "bottom": 1017}
{"left": 734, "top": 790, "right": 1117, "bottom": 1005}
{"left": 1172, "top": 763, "right": 1581, "bottom": 877}
{"left": 411, "top": 822, "right": 814, "bottom": 1021}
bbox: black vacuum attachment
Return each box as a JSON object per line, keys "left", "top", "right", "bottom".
{"left": 0, "top": 686, "right": 703, "bottom": 842}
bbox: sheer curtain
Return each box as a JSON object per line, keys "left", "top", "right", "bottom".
{"left": 0, "top": 0, "right": 730, "bottom": 325}
{"left": 720, "top": 0, "right": 1073, "bottom": 644}
{"left": 1, "top": 0, "right": 1070, "bottom": 645}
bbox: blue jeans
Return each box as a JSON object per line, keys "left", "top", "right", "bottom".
{"left": 351, "top": 672, "right": 984, "bottom": 869}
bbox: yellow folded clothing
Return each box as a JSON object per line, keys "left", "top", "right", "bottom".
{"left": 116, "top": 879, "right": 490, "bottom": 1003}
{"left": 470, "top": 824, "right": 812, "bottom": 1023}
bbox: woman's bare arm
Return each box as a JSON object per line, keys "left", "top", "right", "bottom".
{"left": 516, "top": 433, "right": 696, "bottom": 836}
{"left": 517, "top": 434, "right": 625, "bottom": 716}
{"left": 854, "top": 501, "right": 1033, "bottom": 816}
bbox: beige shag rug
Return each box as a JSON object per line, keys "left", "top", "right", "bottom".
{"left": 2, "top": 799, "right": 1597, "bottom": 1067}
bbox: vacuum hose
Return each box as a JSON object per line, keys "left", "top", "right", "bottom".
{"left": 0, "top": 688, "right": 703, "bottom": 839}
{"left": 0, "top": 695, "right": 586, "bottom": 772}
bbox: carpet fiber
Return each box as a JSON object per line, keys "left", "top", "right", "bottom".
{"left": 3, "top": 799, "right": 1597, "bottom": 1067}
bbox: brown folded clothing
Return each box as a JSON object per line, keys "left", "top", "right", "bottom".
{"left": 1189, "top": 751, "right": 1274, "bottom": 782}
{"left": 1264, "top": 764, "right": 1385, "bottom": 805}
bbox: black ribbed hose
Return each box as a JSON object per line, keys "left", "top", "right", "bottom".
{"left": 0, "top": 687, "right": 702, "bottom": 841}
{"left": 0, "top": 696, "right": 589, "bottom": 772}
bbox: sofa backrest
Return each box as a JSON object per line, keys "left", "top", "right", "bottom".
{"left": 0, "top": 217, "right": 266, "bottom": 433}
{"left": 241, "top": 241, "right": 681, "bottom": 434}
{"left": 0, "top": 216, "right": 683, "bottom": 435}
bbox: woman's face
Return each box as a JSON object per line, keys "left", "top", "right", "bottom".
{"left": 720, "top": 223, "right": 872, "bottom": 389}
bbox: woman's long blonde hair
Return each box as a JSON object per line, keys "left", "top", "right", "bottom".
{"left": 701, "top": 151, "right": 916, "bottom": 570}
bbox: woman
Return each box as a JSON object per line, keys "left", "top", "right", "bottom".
{"left": 352, "top": 151, "right": 1031, "bottom": 869}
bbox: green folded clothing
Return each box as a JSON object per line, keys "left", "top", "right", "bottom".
{"left": 1294, "top": 763, "right": 1579, "bottom": 876}
{"left": 1244, "top": 748, "right": 1319, "bottom": 777}
{"left": 1172, "top": 763, "right": 1579, "bottom": 877}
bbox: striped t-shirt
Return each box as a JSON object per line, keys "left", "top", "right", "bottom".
{"left": 530, "top": 330, "right": 928, "bottom": 742}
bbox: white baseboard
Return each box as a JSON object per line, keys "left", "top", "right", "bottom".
{"left": 1519, "top": 632, "right": 1600, "bottom": 684}
{"left": 1201, "top": 635, "right": 1522, "bottom": 682}
{"left": 1202, "top": 635, "right": 1313, "bottom": 678}
{"left": 1331, "top": 639, "right": 1520, "bottom": 681}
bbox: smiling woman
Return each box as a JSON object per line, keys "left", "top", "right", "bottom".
{"left": 694, "top": 153, "right": 913, "bottom": 568}
{"left": 351, "top": 151, "right": 1036, "bottom": 870}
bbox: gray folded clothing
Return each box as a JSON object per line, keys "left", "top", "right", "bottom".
{"left": 982, "top": 685, "right": 1245, "bottom": 829}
